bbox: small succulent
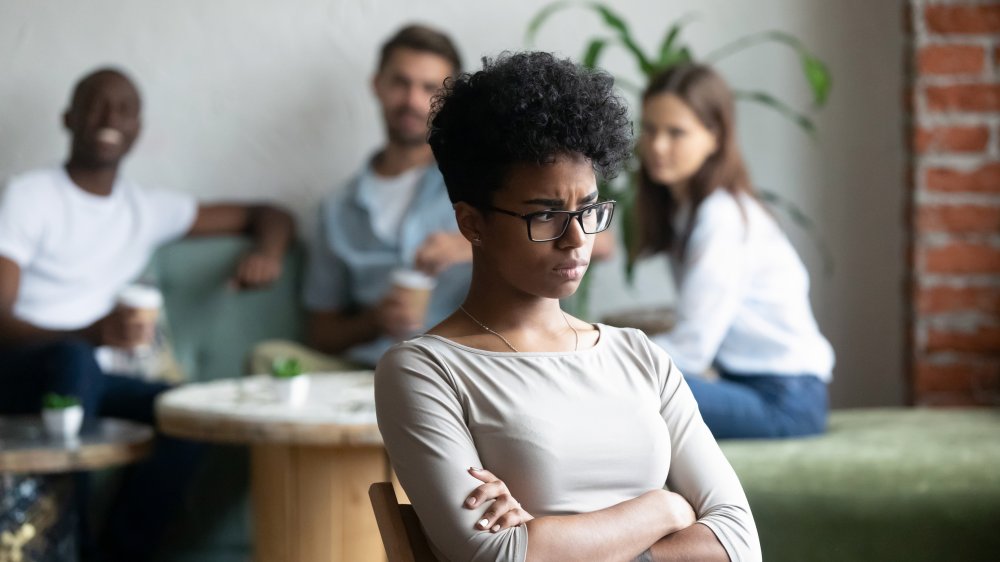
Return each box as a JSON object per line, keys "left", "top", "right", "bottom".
{"left": 42, "top": 393, "right": 81, "bottom": 410}
{"left": 270, "top": 357, "right": 304, "bottom": 379}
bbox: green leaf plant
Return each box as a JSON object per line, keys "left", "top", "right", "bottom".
{"left": 42, "top": 393, "right": 81, "bottom": 410}
{"left": 270, "top": 357, "right": 304, "bottom": 379}
{"left": 526, "top": 2, "right": 834, "bottom": 317}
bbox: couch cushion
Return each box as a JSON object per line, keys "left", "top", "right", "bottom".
{"left": 720, "top": 408, "right": 1000, "bottom": 562}
{"left": 151, "top": 237, "right": 305, "bottom": 381}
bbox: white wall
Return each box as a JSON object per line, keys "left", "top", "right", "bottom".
{"left": 0, "top": 0, "right": 905, "bottom": 407}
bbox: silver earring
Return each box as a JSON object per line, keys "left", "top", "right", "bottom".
{"left": 472, "top": 235, "right": 482, "bottom": 245}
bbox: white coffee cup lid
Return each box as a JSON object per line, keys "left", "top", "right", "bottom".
{"left": 391, "top": 269, "right": 436, "bottom": 290}
{"left": 118, "top": 284, "right": 163, "bottom": 309}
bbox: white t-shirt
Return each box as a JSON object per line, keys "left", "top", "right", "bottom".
{"left": 364, "top": 166, "right": 423, "bottom": 243}
{"left": 0, "top": 167, "right": 198, "bottom": 330}
{"left": 652, "top": 190, "right": 835, "bottom": 380}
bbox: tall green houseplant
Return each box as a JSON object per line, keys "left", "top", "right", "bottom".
{"left": 526, "top": 2, "right": 834, "bottom": 318}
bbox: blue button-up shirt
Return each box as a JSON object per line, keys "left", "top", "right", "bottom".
{"left": 303, "top": 162, "right": 471, "bottom": 367}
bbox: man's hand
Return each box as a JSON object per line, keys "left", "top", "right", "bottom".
{"left": 463, "top": 467, "right": 535, "bottom": 533}
{"left": 375, "top": 291, "right": 425, "bottom": 339}
{"left": 188, "top": 204, "right": 294, "bottom": 290}
{"left": 414, "top": 232, "right": 471, "bottom": 276}
{"left": 231, "top": 251, "right": 283, "bottom": 289}
{"left": 90, "top": 307, "right": 155, "bottom": 348}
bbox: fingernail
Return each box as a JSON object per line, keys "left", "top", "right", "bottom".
{"left": 469, "top": 467, "right": 482, "bottom": 471}
{"left": 465, "top": 496, "right": 477, "bottom": 507}
{"left": 491, "top": 524, "right": 500, "bottom": 533}
{"left": 478, "top": 518, "right": 489, "bottom": 529}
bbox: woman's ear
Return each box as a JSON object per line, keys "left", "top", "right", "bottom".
{"left": 454, "top": 202, "right": 485, "bottom": 246}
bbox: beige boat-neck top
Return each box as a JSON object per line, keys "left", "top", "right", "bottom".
{"left": 375, "top": 324, "right": 760, "bottom": 562}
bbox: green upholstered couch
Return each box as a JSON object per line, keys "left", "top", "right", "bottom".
{"left": 720, "top": 408, "right": 1000, "bottom": 561}
{"left": 149, "top": 237, "right": 305, "bottom": 562}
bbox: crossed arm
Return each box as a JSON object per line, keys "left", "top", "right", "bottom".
{"left": 463, "top": 468, "right": 727, "bottom": 562}
{"left": 375, "top": 343, "right": 759, "bottom": 562}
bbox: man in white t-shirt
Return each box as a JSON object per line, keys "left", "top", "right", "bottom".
{"left": 0, "top": 68, "right": 294, "bottom": 561}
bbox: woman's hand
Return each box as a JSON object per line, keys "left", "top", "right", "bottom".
{"left": 463, "top": 467, "right": 534, "bottom": 533}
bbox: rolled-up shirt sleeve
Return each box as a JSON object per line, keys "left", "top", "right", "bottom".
{"left": 649, "top": 338, "right": 762, "bottom": 561}
{"left": 375, "top": 344, "right": 528, "bottom": 562}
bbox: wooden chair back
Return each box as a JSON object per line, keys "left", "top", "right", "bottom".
{"left": 368, "top": 482, "right": 436, "bottom": 562}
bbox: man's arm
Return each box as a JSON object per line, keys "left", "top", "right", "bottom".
{"left": 306, "top": 289, "right": 426, "bottom": 355}
{"left": 0, "top": 257, "right": 67, "bottom": 345}
{"left": 306, "top": 309, "right": 381, "bottom": 355}
{"left": 0, "top": 257, "right": 138, "bottom": 348}
{"left": 187, "top": 204, "right": 295, "bottom": 288}
{"left": 414, "top": 232, "right": 472, "bottom": 276}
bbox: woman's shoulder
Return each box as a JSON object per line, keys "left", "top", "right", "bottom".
{"left": 378, "top": 335, "right": 453, "bottom": 368}
{"left": 594, "top": 323, "right": 648, "bottom": 345}
{"left": 696, "top": 189, "right": 751, "bottom": 220}
{"left": 374, "top": 336, "right": 466, "bottom": 400}
{"left": 592, "top": 323, "right": 665, "bottom": 363}
{"left": 691, "top": 189, "right": 775, "bottom": 238}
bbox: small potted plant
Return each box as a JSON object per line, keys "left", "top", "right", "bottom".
{"left": 41, "top": 393, "right": 84, "bottom": 439}
{"left": 270, "top": 357, "right": 309, "bottom": 407}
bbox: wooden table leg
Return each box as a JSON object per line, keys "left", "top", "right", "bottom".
{"left": 251, "top": 444, "right": 388, "bottom": 562}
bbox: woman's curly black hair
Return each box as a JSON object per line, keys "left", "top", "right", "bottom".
{"left": 428, "top": 51, "right": 633, "bottom": 210}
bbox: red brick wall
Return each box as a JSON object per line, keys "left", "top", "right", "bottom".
{"left": 906, "top": 1, "right": 1000, "bottom": 406}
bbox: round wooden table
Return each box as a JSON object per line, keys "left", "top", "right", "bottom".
{"left": 156, "top": 372, "right": 387, "bottom": 562}
{"left": 0, "top": 417, "right": 153, "bottom": 562}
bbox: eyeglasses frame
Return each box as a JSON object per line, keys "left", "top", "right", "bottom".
{"left": 487, "top": 200, "right": 617, "bottom": 242}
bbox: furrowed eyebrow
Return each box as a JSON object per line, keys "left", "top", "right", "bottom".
{"left": 522, "top": 191, "right": 600, "bottom": 208}
{"left": 522, "top": 198, "right": 564, "bottom": 207}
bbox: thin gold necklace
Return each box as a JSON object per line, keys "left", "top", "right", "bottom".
{"left": 458, "top": 305, "right": 579, "bottom": 353}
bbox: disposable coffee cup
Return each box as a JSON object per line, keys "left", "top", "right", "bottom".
{"left": 117, "top": 284, "right": 163, "bottom": 346}
{"left": 390, "top": 269, "right": 436, "bottom": 326}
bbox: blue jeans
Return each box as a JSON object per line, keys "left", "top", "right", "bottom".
{"left": 0, "top": 338, "right": 203, "bottom": 562}
{"left": 684, "top": 368, "right": 828, "bottom": 439}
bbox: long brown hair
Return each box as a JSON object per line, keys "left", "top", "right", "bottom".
{"left": 635, "top": 64, "right": 753, "bottom": 259}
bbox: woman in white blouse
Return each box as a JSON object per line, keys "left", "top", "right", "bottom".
{"left": 636, "top": 63, "right": 835, "bottom": 439}
{"left": 375, "top": 52, "right": 760, "bottom": 562}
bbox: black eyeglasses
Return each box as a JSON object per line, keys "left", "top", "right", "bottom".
{"left": 489, "top": 200, "right": 616, "bottom": 242}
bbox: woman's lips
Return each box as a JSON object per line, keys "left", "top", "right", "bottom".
{"left": 553, "top": 261, "right": 589, "bottom": 280}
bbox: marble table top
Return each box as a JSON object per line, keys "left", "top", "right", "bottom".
{"left": 156, "top": 372, "right": 382, "bottom": 446}
{"left": 0, "top": 417, "right": 153, "bottom": 474}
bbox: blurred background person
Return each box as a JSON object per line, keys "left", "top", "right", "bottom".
{"left": 635, "top": 64, "right": 835, "bottom": 439}
{"left": 251, "top": 24, "right": 472, "bottom": 373}
{"left": 0, "top": 67, "right": 294, "bottom": 560}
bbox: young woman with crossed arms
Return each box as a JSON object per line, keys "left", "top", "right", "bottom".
{"left": 375, "top": 52, "right": 760, "bottom": 561}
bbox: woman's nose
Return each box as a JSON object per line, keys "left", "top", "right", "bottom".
{"left": 557, "top": 214, "right": 588, "bottom": 249}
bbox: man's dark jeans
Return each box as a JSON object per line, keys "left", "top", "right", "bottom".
{"left": 0, "top": 338, "right": 202, "bottom": 562}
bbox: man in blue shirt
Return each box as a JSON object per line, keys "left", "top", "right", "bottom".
{"left": 256, "top": 24, "right": 470, "bottom": 369}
